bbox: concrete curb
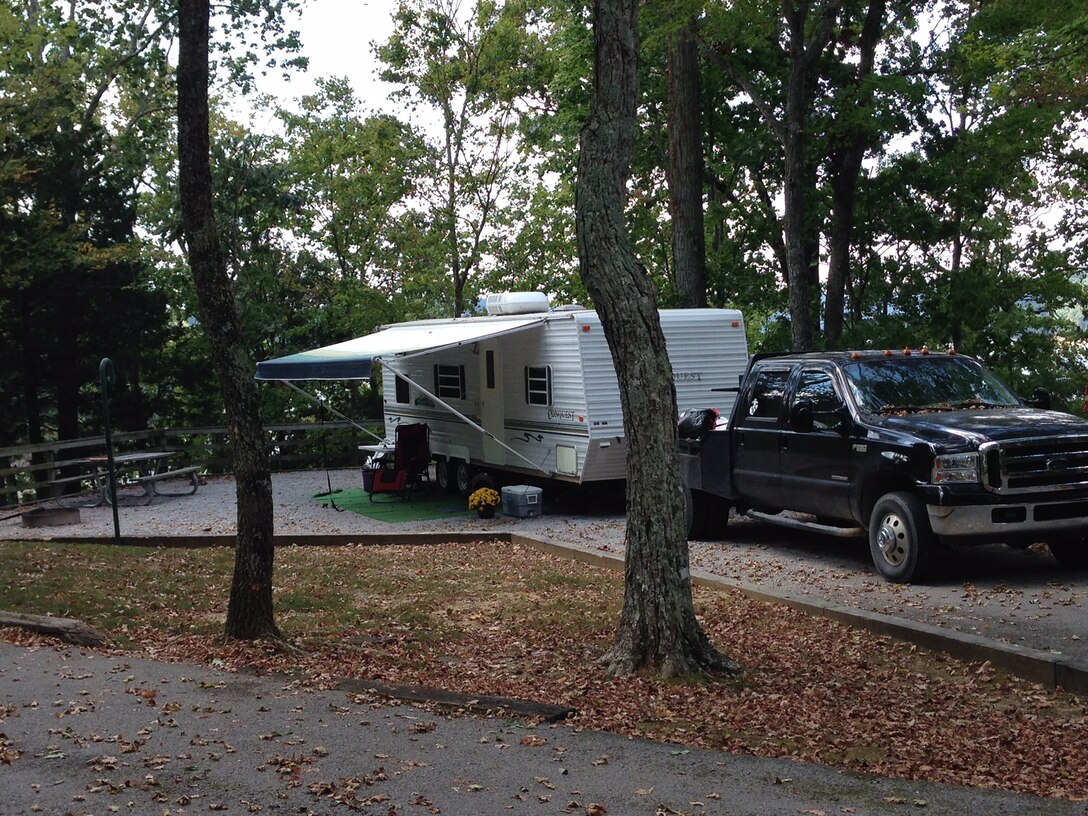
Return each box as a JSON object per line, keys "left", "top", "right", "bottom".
{"left": 17, "top": 530, "right": 1088, "bottom": 696}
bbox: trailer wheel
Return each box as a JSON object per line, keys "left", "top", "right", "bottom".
{"left": 1048, "top": 539, "right": 1088, "bottom": 570}
{"left": 470, "top": 472, "right": 496, "bottom": 493}
{"left": 435, "top": 459, "right": 457, "bottom": 494}
{"left": 454, "top": 460, "right": 473, "bottom": 496}
{"left": 868, "top": 492, "right": 934, "bottom": 583}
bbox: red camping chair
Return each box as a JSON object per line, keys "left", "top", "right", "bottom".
{"left": 364, "top": 423, "right": 431, "bottom": 501}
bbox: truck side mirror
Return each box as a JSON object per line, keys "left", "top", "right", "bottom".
{"left": 1026, "top": 388, "right": 1052, "bottom": 410}
{"left": 789, "top": 400, "right": 815, "bottom": 433}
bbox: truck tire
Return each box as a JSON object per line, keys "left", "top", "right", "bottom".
{"left": 869, "top": 492, "right": 934, "bottom": 583}
{"left": 436, "top": 458, "right": 457, "bottom": 493}
{"left": 1048, "top": 540, "right": 1088, "bottom": 570}
{"left": 704, "top": 494, "right": 731, "bottom": 540}
{"left": 681, "top": 472, "right": 708, "bottom": 540}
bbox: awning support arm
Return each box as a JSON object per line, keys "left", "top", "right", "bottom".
{"left": 379, "top": 359, "right": 552, "bottom": 477}
{"left": 277, "top": 380, "right": 386, "bottom": 444}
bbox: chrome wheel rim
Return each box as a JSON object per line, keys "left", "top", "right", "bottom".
{"left": 876, "top": 511, "right": 908, "bottom": 567}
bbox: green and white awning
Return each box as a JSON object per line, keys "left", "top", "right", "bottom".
{"left": 254, "top": 314, "right": 548, "bottom": 381}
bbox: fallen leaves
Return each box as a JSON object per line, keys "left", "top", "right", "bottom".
{"left": 0, "top": 732, "right": 20, "bottom": 765}
{"left": 3, "top": 540, "right": 1088, "bottom": 803}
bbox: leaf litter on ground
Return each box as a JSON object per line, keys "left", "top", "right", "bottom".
{"left": 1, "top": 539, "right": 1087, "bottom": 801}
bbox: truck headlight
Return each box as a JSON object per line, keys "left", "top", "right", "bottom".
{"left": 932, "top": 452, "right": 980, "bottom": 484}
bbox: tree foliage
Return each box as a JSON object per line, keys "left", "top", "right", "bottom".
{"left": 3, "top": 0, "right": 1088, "bottom": 456}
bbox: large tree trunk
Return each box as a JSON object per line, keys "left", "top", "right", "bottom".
{"left": 825, "top": 0, "right": 885, "bottom": 346}
{"left": 782, "top": 4, "right": 816, "bottom": 352}
{"left": 780, "top": 0, "right": 844, "bottom": 352}
{"left": 177, "top": 0, "right": 279, "bottom": 641}
{"left": 667, "top": 22, "right": 707, "bottom": 308}
{"left": 576, "top": 0, "right": 738, "bottom": 678}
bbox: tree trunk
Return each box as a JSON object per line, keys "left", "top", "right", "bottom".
{"left": 177, "top": 0, "right": 279, "bottom": 641}
{"left": 782, "top": 3, "right": 817, "bottom": 352}
{"left": 825, "top": 0, "right": 885, "bottom": 346}
{"left": 576, "top": 0, "right": 739, "bottom": 678}
{"left": 949, "top": 205, "right": 965, "bottom": 351}
{"left": 667, "top": 22, "right": 707, "bottom": 308}
{"left": 781, "top": 0, "right": 841, "bottom": 352}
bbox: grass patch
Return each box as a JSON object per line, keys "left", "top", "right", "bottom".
{"left": 1, "top": 538, "right": 1087, "bottom": 802}
{"left": 313, "top": 488, "right": 473, "bottom": 522}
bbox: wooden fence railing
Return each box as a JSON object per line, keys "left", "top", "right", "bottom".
{"left": 0, "top": 420, "right": 385, "bottom": 508}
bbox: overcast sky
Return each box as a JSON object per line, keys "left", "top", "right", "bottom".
{"left": 245, "top": 0, "right": 401, "bottom": 124}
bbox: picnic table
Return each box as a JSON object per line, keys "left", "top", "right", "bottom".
{"left": 79, "top": 451, "right": 203, "bottom": 506}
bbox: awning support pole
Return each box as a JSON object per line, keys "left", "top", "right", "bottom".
{"left": 276, "top": 380, "right": 386, "bottom": 444}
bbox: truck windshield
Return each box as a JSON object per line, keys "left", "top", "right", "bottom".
{"left": 841, "top": 357, "right": 1021, "bottom": 414}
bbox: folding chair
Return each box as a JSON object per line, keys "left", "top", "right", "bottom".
{"left": 364, "top": 423, "right": 431, "bottom": 501}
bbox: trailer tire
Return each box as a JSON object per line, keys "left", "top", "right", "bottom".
{"left": 470, "top": 472, "right": 496, "bottom": 493}
{"left": 868, "top": 491, "right": 934, "bottom": 583}
{"left": 436, "top": 459, "right": 457, "bottom": 494}
{"left": 454, "top": 460, "right": 473, "bottom": 496}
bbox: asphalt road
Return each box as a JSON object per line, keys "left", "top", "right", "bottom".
{"left": 2, "top": 641, "right": 1086, "bottom": 816}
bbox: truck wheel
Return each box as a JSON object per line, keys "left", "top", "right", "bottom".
{"left": 454, "top": 460, "right": 474, "bottom": 496}
{"left": 436, "top": 459, "right": 456, "bottom": 493}
{"left": 704, "top": 495, "right": 731, "bottom": 540}
{"left": 681, "top": 472, "right": 708, "bottom": 540}
{"left": 868, "top": 492, "right": 934, "bottom": 583}
{"left": 1048, "top": 540, "right": 1088, "bottom": 570}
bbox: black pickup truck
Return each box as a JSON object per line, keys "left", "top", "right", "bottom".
{"left": 679, "top": 350, "right": 1088, "bottom": 582}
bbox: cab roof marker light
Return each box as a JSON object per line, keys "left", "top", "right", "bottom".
{"left": 903, "top": 348, "right": 912, "bottom": 356}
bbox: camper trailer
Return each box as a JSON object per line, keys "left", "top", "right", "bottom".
{"left": 255, "top": 294, "right": 749, "bottom": 493}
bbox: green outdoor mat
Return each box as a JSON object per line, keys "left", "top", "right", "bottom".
{"left": 313, "top": 488, "right": 473, "bottom": 523}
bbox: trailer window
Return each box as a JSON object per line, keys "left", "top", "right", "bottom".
{"left": 434, "top": 364, "right": 466, "bottom": 400}
{"left": 394, "top": 375, "right": 410, "bottom": 404}
{"left": 525, "top": 366, "right": 552, "bottom": 406}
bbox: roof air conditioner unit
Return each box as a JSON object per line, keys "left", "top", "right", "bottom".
{"left": 485, "top": 292, "right": 550, "bottom": 316}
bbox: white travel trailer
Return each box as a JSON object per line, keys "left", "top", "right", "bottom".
{"left": 255, "top": 294, "right": 749, "bottom": 492}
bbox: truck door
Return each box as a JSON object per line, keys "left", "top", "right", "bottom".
{"left": 732, "top": 364, "right": 793, "bottom": 508}
{"left": 778, "top": 367, "right": 853, "bottom": 519}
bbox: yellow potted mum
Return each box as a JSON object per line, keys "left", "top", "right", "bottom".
{"left": 468, "top": 487, "right": 501, "bottom": 519}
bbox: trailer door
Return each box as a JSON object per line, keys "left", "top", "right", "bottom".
{"left": 479, "top": 340, "right": 506, "bottom": 465}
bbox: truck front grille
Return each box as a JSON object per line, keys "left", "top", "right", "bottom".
{"left": 981, "top": 437, "right": 1088, "bottom": 494}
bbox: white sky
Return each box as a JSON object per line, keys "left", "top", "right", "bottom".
{"left": 246, "top": 0, "right": 401, "bottom": 123}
